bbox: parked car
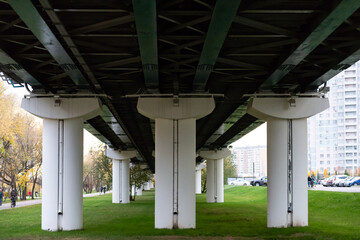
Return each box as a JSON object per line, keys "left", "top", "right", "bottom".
{"left": 337, "top": 177, "right": 352, "bottom": 187}
{"left": 348, "top": 177, "right": 360, "bottom": 187}
{"left": 322, "top": 175, "right": 347, "bottom": 187}
{"left": 319, "top": 178, "right": 328, "bottom": 185}
{"left": 322, "top": 176, "right": 336, "bottom": 187}
{"left": 333, "top": 175, "right": 348, "bottom": 186}
{"left": 250, "top": 176, "right": 267, "bottom": 186}
{"left": 343, "top": 177, "right": 355, "bottom": 187}
{"left": 228, "top": 179, "right": 250, "bottom": 186}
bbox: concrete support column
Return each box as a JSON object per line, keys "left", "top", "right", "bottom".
{"left": 22, "top": 97, "right": 102, "bottom": 231}
{"left": 154, "top": 118, "right": 196, "bottom": 228}
{"left": 247, "top": 97, "right": 329, "bottom": 228}
{"left": 200, "top": 149, "right": 231, "bottom": 203}
{"left": 111, "top": 159, "right": 130, "bottom": 203}
{"left": 195, "top": 163, "right": 205, "bottom": 194}
{"left": 195, "top": 169, "right": 201, "bottom": 194}
{"left": 143, "top": 182, "right": 150, "bottom": 191}
{"left": 106, "top": 149, "right": 136, "bottom": 204}
{"left": 137, "top": 97, "right": 215, "bottom": 229}
{"left": 136, "top": 187, "right": 143, "bottom": 196}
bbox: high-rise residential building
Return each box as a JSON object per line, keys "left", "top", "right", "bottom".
{"left": 232, "top": 146, "right": 267, "bottom": 177}
{"left": 308, "top": 62, "right": 360, "bottom": 176}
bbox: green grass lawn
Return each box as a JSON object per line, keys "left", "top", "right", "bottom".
{"left": 0, "top": 187, "right": 359, "bottom": 240}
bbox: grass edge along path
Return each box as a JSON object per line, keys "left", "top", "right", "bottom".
{"left": 0, "top": 187, "right": 359, "bottom": 240}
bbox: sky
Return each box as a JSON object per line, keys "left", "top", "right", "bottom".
{"left": 231, "top": 123, "right": 267, "bottom": 148}
{"left": 4, "top": 82, "right": 266, "bottom": 154}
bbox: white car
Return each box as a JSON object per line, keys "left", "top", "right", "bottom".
{"left": 228, "top": 179, "right": 250, "bottom": 186}
{"left": 332, "top": 175, "right": 348, "bottom": 186}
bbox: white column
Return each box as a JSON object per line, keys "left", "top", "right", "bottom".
{"left": 267, "top": 118, "right": 288, "bottom": 227}
{"left": 63, "top": 118, "right": 83, "bottom": 230}
{"left": 247, "top": 97, "right": 329, "bottom": 228}
{"left": 106, "top": 149, "right": 135, "bottom": 204}
{"left": 195, "top": 163, "right": 206, "bottom": 194}
{"left": 195, "top": 170, "right": 201, "bottom": 194}
{"left": 131, "top": 185, "right": 135, "bottom": 198}
{"left": 292, "top": 119, "right": 308, "bottom": 226}
{"left": 136, "top": 187, "right": 143, "bottom": 196}
{"left": 121, "top": 159, "right": 130, "bottom": 203}
{"left": 144, "top": 182, "right": 150, "bottom": 191}
{"left": 137, "top": 97, "right": 215, "bottom": 229}
{"left": 200, "top": 149, "right": 231, "bottom": 203}
{"left": 155, "top": 118, "right": 194, "bottom": 228}
{"left": 22, "top": 97, "right": 102, "bottom": 231}
{"left": 112, "top": 159, "right": 121, "bottom": 203}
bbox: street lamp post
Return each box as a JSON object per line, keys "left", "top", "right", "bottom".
{"left": 253, "top": 162, "right": 255, "bottom": 180}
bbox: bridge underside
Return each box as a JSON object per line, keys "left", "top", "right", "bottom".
{"left": 1, "top": 0, "right": 360, "bottom": 171}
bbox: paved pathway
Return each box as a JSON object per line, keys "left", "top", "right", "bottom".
{"left": 309, "top": 185, "right": 360, "bottom": 193}
{"left": 0, "top": 191, "right": 112, "bottom": 211}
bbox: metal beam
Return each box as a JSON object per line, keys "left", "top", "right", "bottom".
{"left": 0, "top": 18, "right": 22, "bottom": 32}
{"left": 92, "top": 56, "right": 141, "bottom": 69}
{"left": 217, "top": 57, "right": 266, "bottom": 70}
{"left": 0, "top": 49, "right": 42, "bottom": 87}
{"left": 132, "top": 0, "right": 159, "bottom": 90}
{"left": 38, "top": 0, "right": 154, "bottom": 169}
{"left": 70, "top": 15, "right": 135, "bottom": 34}
{"left": 209, "top": 114, "right": 259, "bottom": 148}
{"left": 234, "top": 16, "right": 294, "bottom": 37}
{"left": 307, "top": 47, "right": 360, "bottom": 90}
{"left": 161, "top": 38, "right": 203, "bottom": 54}
{"left": 230, "top": 39, "right": 298, "bottom": 54}
{"left": 7, "top": 0, "right": 89, "bottom": 88}
{"left": 193, "top": 0, "right": 242, "bottom": 91}
{"left": 87, "top": 116, "right": 128, "bottom": 150}
{"left": 260, "top": 0, "right": 360, "bottom": 90}
{"left": 162, "top": 15, "right": 211, "bottom": 35}
{"left": 158, "top": 15, "right": 206, "bottom": 35}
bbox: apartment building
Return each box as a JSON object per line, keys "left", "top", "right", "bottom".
{"left": 308, "top": 62, "right": 360, "bottom": 176}
{"left": 232, "top": 146, "right": 267, "bottom": 177}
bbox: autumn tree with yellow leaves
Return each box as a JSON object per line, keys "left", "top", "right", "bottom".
{"left": 0, "top": 81, "right": 42, "bottom": 200}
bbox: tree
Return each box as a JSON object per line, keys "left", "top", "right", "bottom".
{"left": 323, "top": 168, "right": 328, "bottom": 177}
{"left": 83, "top": 160, "right": 95, "bottom": 194}
{"left": 30, "top": 164, "right": 42, "bottom": 199}
{"left": 0, "top": 82, "right": 43, "bottom": 200}
{"left": 129, "top": 164, "right": 152, "bottom": 201}
{"left": 85, "top": 145, "right": 111, "bottom": 192}
{"left": 344, "top": 168, "right": 350, "bottom": 176}
{"left": 224, "top": 155, "right": 236, "bottom": 185}
{"left": 14, "top": 113, "right": 42, "bottom": 200}
{"left": 201, "top": 167, "right": 207, "bottom": 193}
{"left": 355, "top": 167, "right": 360, "bottom": 177}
